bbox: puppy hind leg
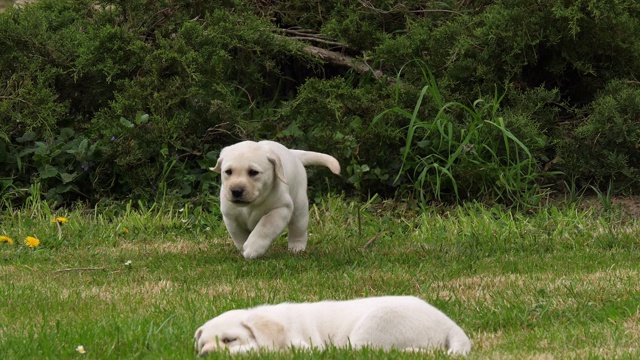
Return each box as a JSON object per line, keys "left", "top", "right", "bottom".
{"left": 287, "top": 223, "right": 308, "bottom": 252}
{"left": 445, "top": 325, "right": 471, "bottom": 356}
{"left": 348, "top": 307, "right": 421, "bottom": 351}
{"left": 287, "top": 204, "right": 309, "bottom": 253}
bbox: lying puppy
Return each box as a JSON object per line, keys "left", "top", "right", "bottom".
{"left": 211, "top": 140, "right": 340, "bottom": 259}
{"left": 194, "top": 296, "right": 471, "bottom": 356}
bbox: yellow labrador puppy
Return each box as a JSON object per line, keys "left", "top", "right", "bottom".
{"left": 211, "top": 140, "right": 340, "bottom": 259}
{"left": 194, "top": 296, "right": 471, "bottom": 356}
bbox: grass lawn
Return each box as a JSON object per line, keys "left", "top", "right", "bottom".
{"left": 1, "top": 195, "right": 639, "bottom": 359}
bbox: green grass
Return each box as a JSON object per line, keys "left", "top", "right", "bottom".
{"left": 1, "top": 196, "right": 639, "bottom": 359}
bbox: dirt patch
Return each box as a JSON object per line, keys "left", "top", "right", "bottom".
{"left": 576, "top": 195, "right": 640, "bottom": 220}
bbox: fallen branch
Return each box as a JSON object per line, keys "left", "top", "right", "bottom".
{"left": 302, "top": 45, "right": 385, "bottom": 79}
{"left": 288, "top": 36, "right": 347, "bottom": 47}
{"left": 281, "top": 28, "right": 348, "bottom": 47}
{"left": 357, "top": 0, "right": 464, "bottom": 16}
{"left": 273, "top": 32, "right": 387, "bottom": 80}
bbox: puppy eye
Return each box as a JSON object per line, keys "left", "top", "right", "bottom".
{"left": 221, "top": 337, "right": 237, "bottom": 344}
{"left": 225, "top": 169, "right": 232, "bottom": 175}
{"left": 248, "top": 169, "right": 259, "bottom": 177}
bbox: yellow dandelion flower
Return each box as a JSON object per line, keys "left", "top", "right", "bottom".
{"left": 25, "top": 236, "right": 41, "bottom": 249}
{"left": 0, "top": 235, "right": 14, "bottom": 245}
{"left": 122, "top": 227, "right": 129, "bottom": 235}
{"left": 52, "top": 216, "right": 69, "bottom": 224}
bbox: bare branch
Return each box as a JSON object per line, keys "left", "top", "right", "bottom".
{"left": 279, "top": 28, "right": 349, "bottom": 48}
{"left": 287, "top": 36, "right": 347, "bottom": 47}
{"left": 357, "top": 0, "right": 463, "bottom": 16}
{"left": 273, "top": 31, "right": 389, "bottom": 80}
{"left": 302, "top": 45, "right": 385, "bottom": 79}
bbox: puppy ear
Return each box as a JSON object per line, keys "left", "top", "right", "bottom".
{"left": 194, "top": 328, "right": 203, "bottom": 352}
{"left": 267, "top": 153, "right": 287, "bottom": 184}
{"left": 241, "top": 313, "right": 286, "bottom": 350}
{"left": 210, "top": 156, "right": 223, "bottom": 173}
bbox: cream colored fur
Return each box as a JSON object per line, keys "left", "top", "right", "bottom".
{"left": 194, "top": 296, "right": 471, "bottom": 356}
{"left": 211, "top": 140, "right": 340, "bottom": 259}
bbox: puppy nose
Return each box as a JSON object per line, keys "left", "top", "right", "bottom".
{"left": 231, "top": 188, "right": 244, "bottom": 198}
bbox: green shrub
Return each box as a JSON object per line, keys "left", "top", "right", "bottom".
{"left": 372, "top": 0, "right": 640, "bottom": 196}
{"left": 377, "top": 0, "right": 640, "bottom": 104}
{"left": 274, "top": 77, "right": 403, "bottom": 194}
{"left": 0, "top": 0, "right": 310, "bottom": 206}
{"left": 2, "top": 0, "right": 640, "bottom": 207}
{"left": 557, "top": 80, "right": 640, "bottom": 191}
{"left": 1, "top": 128, "right": 105, "bottom": 206}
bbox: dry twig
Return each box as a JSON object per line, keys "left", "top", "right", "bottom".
{"left": 54, "top": 267, "right": 106, "bottom": 273}
{"left": 363, "top": 233, "right": 380, "bottom": 248}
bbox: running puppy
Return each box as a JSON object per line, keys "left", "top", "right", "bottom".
{"left": 194, "top": 296, "right": 471, "bottom": 356}
{"left": 210, "top": 140, "right": 340, "bottom": 259}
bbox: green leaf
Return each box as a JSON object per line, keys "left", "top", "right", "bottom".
{"left": 16, "top": 132, "right": 36, "bottom": 143}
{"left": 40, "top": 165, "right": 59, "bottom": 179}
{"left": 60, "top": 172, "right": 78, "bottom": 184}
{"left": 280, "top": 122, "right": 304, "bottom": 138}
{"left": 120, "top": 117, "right": 134, "bottom": 128}
{"left": 136, "top": 113, "right": 150, "bottom": 125}
{"left": 78, "top": 139, "right": 89, "bottom": 153}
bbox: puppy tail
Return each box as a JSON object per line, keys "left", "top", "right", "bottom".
{"left": 445, "top": 325, "right": 471, "bottom": 356}
{"left": 291, "top": 150, "right": 341, "bottom": 176}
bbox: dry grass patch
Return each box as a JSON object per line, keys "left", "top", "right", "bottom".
{"left": 0, "top": 264, "right": 19, "bottom": 276}
{"left": 117, "top": 238, "right": 214, "bottom": 255}
{"left": 471, "top": 330, "right": 505, "bottom": 352}
{"left": 432, "top": 269, "right": 639, "bottom": 309}
{"left": 624, "top": 312, "right": 640, "bottom": 333}
{"left": 196, "top": 283, "right": 236, "bottom": 298}
{"left": 78, "top": 279, "right": 177, "bottom": 302}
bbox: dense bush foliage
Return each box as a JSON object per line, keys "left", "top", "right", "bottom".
{"left": 1, "top": 0, "right": 640, "bottom": 208}
{"left": 557, "top": 80, "right": 640, "bottom": 192}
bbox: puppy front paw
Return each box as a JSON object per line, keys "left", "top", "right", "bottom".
{"left": 242, "top": 241, "right": 269, "bottom": 259}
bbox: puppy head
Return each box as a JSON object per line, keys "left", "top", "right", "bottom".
{"left": 194, "top": 310, "right": 286, "bottom": 356}
{"left": 210, "top": 142, "right": 286, "bottom": 205}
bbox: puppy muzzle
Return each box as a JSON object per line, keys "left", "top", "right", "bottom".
{"left": 228, "top": 187, "right": 252, "bottom": 204}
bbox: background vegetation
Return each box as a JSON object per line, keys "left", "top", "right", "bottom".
{"left": 2, "top": 0, "right": 640, "bottom": 209}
